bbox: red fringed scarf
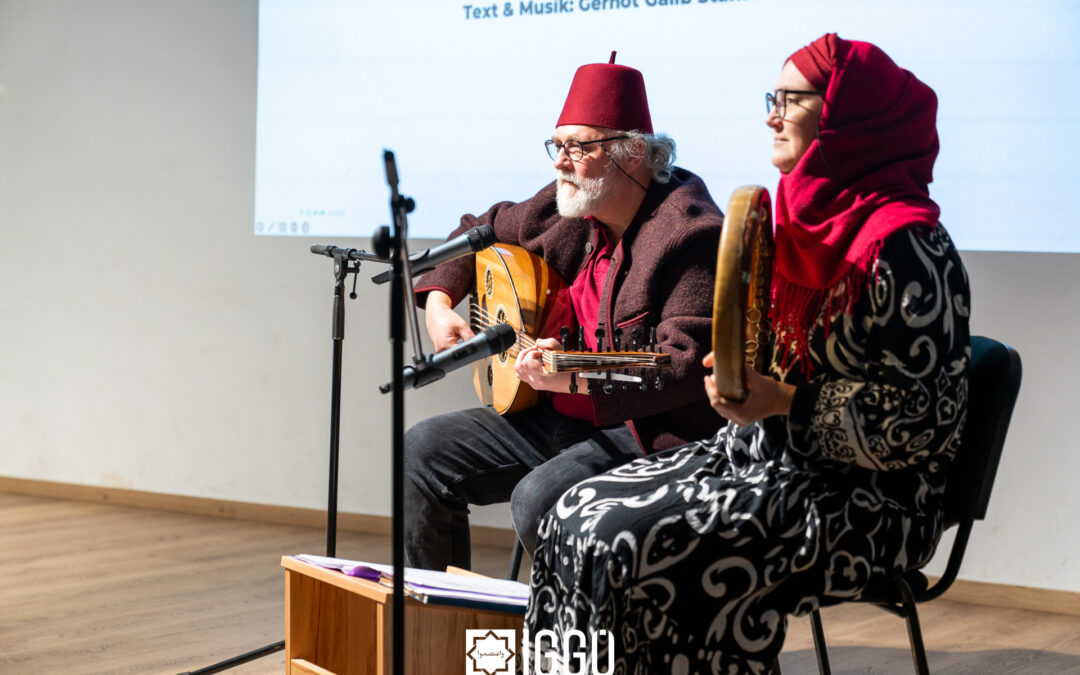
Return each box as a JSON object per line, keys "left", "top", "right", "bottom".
{"left": 771, "top": 34, "right": 941, "bottom": 373}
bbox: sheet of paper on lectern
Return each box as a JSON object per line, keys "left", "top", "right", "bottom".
{"left": 292, "top": 553, "right": 390, "bottom": 581}
{"left": 292, "top": 553, "right": 529, "bottom": 611}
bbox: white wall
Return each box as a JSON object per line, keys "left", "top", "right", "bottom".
{"left": 0, "top": 0, "right": 1076, "bottom": 592}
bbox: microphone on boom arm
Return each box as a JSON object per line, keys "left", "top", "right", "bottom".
{"left": 379, "top": 322, "right": 516, "bottom": 393}
{"left": 370, "top": 224, "right": 496, "bottom": 284}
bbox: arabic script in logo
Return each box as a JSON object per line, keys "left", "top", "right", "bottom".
{"left": 465, "top": 628, "right": 517, "bottom": 675}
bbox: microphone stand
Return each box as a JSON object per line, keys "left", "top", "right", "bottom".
{"left": 178, "top": 248, "right": 387, "bottom": 675}
{"left": 181, "top": 152, "right": 420, "bottom": 675}
{"left": 181, "top": 239, "right": 388, "bottom": 669}
{"left": 380, "top": 149, "right": 415, "bottom": 675}
{"left": 321, "top": 244, "right": 389, "bottom": 557}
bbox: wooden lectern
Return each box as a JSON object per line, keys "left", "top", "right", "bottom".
{"left": 282, "top": 557, "right": 524, "bottom": 675}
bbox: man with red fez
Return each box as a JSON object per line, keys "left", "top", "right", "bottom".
{"left": 403, "top": 54, "right": 725, "bottom": 572}
{"left": 525, "top": 35, "right": 970, "bottom": 673}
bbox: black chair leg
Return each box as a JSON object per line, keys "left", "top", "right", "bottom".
{"left": 893, "top": 575, "right": 931, "bottom": 675}
{"left": 809, "top": 608, "right": 831, "bottom": 675}
{"left": 507, "top": 539, "right": 524, "bottom": 580}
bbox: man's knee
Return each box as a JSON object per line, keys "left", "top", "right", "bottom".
{"left": 403, "top": 414, "right": 469, "bottom": 502}
{"left": 510, "top": 470, "right": 558, "bottom": 555}
{"left": 403, "top": 413, "right": 459, "bottom": 468}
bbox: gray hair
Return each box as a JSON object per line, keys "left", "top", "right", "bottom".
{"left": 607, "top": 131, "right": 677, "bottom": 184}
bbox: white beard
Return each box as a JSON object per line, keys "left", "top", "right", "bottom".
{"left": 555, "top": 169, "right": 613, "bottom": 218}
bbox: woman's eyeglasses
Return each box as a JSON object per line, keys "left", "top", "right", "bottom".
{"left": 765, "top": 89, "right": 824, "bottom": 118}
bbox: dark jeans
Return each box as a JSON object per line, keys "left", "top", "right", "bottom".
{"left": 402, "top": 401, "right": 641, "bottom": 571}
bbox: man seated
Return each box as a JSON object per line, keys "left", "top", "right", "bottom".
{"left": 403, "top": 53, "right": 725, "bottom": 571}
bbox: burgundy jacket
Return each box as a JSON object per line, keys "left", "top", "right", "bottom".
{"left": 414, "top": 168, "right": 725, "bottom": 453}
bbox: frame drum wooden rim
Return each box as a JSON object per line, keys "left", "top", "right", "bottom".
{"left": 711, "top": 185, "right": 774, "bottom": 402}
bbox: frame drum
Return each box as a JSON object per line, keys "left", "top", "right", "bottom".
{"left": 711, "top": 185, "right": 774, "bottom": 402}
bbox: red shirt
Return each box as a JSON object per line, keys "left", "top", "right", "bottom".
{"left": 552, "top": 218, "right": 616, "bottom": 421}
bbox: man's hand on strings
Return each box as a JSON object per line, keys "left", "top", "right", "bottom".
{"left": 516, "top": 337, "right": 575, "bottom": 394}
{"left": 702, "top": 352, "right": 796, "bottom": 426}
{"left": 423, "top": 291, "right": 474, "bottom": 353}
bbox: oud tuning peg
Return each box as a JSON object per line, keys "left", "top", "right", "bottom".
{"left": 595, "top": 328, "right": 606, "bottom": 351}
{"left": 648, "top": 327, "right": 658, "bottom": 352}
{"left": 630, "top": 327, "right": 642, "bottom": 350}
{"left": 578, "top": 326, "right": 587, "bottom": 351}
{"left": 560, "top": 326, "right": 570, "bottom": 351}
{"left": 569, "top": 372, "right": 578, "bottom": 395}
{"left": 603, "top": 371, "right": 614, "bottom": 395}
{"left": 654, "top": 373, "right": 665, "bottom": 391}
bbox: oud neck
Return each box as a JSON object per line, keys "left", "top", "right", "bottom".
{"left": 544, "top": 350, "right": 668, "bottom": 374}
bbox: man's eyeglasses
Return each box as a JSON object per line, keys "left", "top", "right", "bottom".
{"left": 765, "top": 89, "right": 824, "bottom": 118}
{"left": 545, "top": 136, "right": 629, "bottom": 162}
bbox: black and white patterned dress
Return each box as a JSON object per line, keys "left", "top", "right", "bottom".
{"left": 525, "top": 226, "right": 970, "bottom": 674}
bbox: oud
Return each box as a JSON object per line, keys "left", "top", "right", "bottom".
{"left": 469, "top": 244, "right": 670, "bottom": 415}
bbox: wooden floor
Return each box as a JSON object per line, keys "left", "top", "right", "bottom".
{"left": 3, "top": 492, "right": 1080, "bottom": 674}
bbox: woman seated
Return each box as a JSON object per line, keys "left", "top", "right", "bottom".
{"left": 525, "top": 34, "right": 971, "bottom": 674}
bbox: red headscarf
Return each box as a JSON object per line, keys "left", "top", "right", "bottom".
{"left": 771, "top": 34, "right": 941, "bottom": 372}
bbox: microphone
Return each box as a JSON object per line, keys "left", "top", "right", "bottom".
{"left": 371, "top": 224, "right": 496, "bottom": 284}
{"left": 309, "top": 244, "right": 387, "bottom": 263}
{"left": 379, "top": 323, "right": 517, "bottom": 393}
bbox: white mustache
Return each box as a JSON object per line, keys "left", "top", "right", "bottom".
{"left": 557, "top": 172, "right": 580, "bottom": 187}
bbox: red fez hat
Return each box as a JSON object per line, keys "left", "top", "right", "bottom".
{"left": 557, "top": 52, "right": 653, "bottom": 134}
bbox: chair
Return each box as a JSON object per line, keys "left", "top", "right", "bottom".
{"left": 506, "top": 339, "right": 1020, "bottom": 674}
{"left": 807, "top": 335, "right": 1023, "bottom": 675}
{"left": 507, "top": 538, "right": 525, "bottom": 580}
